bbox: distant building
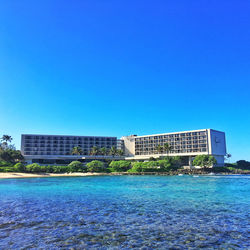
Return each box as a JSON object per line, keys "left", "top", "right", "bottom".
{"left": 122, "top": 129, "right": 226, "bottom": 166}
{"left": 21, "top": 129, "right": 226, "bottom": 166}
{"left": 21, "top": 134, "right": 124, "bottom": 164}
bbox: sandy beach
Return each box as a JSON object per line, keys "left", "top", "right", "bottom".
{"left": 0, "top": 172, "right": 108, "bottom": 179}
{"left": 0, "top": 171, "right": 249, "bottom": 179}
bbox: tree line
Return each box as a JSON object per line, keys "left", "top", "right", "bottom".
{"left": 1, "top": 157, "right": 183, "bottom": 173}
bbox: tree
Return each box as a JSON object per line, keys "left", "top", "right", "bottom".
{"left": 109, "top": 146, "right": 117, "bottom": 157}
{"left": 71, "top": 146, "right": 83, "bottom": 155}
{"left": 0, "top": 135, "right": 13, "bottom": 149}
{"left": 236, "top": 160, "right": 250, "bottom": 170}
{"left": 116, "top": 149, "right": 124, "bottom": 156}
{"left": 225, "top": 153, "right": 232, "bottom": 163}
{"left": 128, "top": 162, "right": 143, "bottom": 173}
{"left": 164, "top": 143, "right": 172, "bottom": 155}
{"left": 14, "top": 162, "right": 26, "bottom": 172}
{"left": 86, "top": 160, "right": 106, "bottom": 172}
{"left": 25, "top": 163, "right": 41, "bottom": 173}
{"left": 100, "top": 147, "right": 108, "bottom": 156}
{"left": 156, "top": 145, "right": 164, "bottom": 154}
{"left": 0, "top": 135, "right": 23, "bottom": 164}
{"left": 192, "top": 155, "right": 217, "bottom": 168}
{"left": 0, "top": 149, "right": 24, "bottom": 163}
{"left": 90, "top": 146, "right": 99, "bottom": 156}
{"left": 1, "top": 135, "right": 12, "bottom": 144}
{"left": 157, "top": 160, "right": 172, "bottom": 171}
{"left": 142, "top": 161, "right": 159, "bottom": 172}
{"left": 109, "top": 160, "right": 131, "bottom": 172}
{"left": 68, "top": 161, "right": 86, "bottom": 172}
{"left": 172, "top": 156, "right": 182, "bottom": 168}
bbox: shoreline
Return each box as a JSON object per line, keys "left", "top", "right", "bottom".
{"left": 0, "top": 171, "right": 249, "bottom": 179}
{"left": 0, "top": 172, "right": 108, "bottom": 179}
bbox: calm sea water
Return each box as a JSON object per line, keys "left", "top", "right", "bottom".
{"left": 0, "top": 175, "right": 249, "bottom": 249}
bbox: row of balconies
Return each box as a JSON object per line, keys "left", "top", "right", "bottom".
{"left": 135, "top": 136, "right": 207, "bottom": 143}
{"left": 24, "top": 145, "right": 116, "bottom": 151}
{"left": 24, "top": 139, "right": 117, "bottom": 144}
{"left": 135, "top": 148, "right": 207, "bottom": 155}
{"left": 24, "top": 142, "right": 117, "bottom": 147}
{"left": 135, "top": 132, "right": 207, "bottom": 141}
{"left": 135, "top": 145, "right": 207, "bottom": 151}
{"left": 24, "top": 150, "right": 99, "bottom": 155}
{"left": 24, "top": 152, "right": 87, "bottom": 156}
{"left": 24, "top": 136, "right": 116, "bottom": 140}
{"left": 135, "top": 142, "right": 207, "bottom": 147}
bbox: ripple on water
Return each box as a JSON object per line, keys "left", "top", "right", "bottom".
{"left": 0, "top": 175, "right": 249, "bottom": 249}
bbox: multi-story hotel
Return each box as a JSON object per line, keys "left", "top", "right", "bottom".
{"left": 21, "top": 129, "right": 226, "bottom": 166}
{"left": 21, "top": 134, "right": 124, "bottom": 164}
{"left": 122, "top": 129, "right": 226, "bottom": 166}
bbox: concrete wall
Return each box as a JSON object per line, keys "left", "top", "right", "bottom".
{"left": 208, "top": 129, "right": 227, "bottom": 156}
{"left": 121, "top": 135, "right": 136, "bottom": 156}
{"left": 213, "top": 155, "right": 225, "bottom": 166}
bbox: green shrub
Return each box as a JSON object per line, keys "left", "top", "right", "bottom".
{"left": 51, "top": 165, "right": 69, "bottom": 173}
{"left": 236, "top": 160, "right": 250, "bottom": 170}
{"left": 0, "top": 167, "right": 15, "bottom": 172}
{"left": 25, "top": 163, "right": 41, "bottom": 173}
{"left": 43, "top": 165, "right": 53, "bottom": 173}
{"left": 13, "top": 162, "right": 25, "bottom": 172}
{"left": 127, "top": 159, "right": 179, "bottom": 173}
{"left": 128, "top": 161, "right": 160, "bottom": 173}
{"left": 128, "top": 162, "right": 143, "bottom": 173}
{"left": 141, "top": 162, "right": 159, "bottom": 172}
{"left": 192, "top": 155, "right": 217, "bottom": 168}
{"left": 109, "top": 160, "right": 131, "bottom": 172}
{"left": 86, "top": 160, "right": 106, "bottom": 173}
{"left": 0, "top": 149, "right": 24, "bottom": 163}
{"left": 68, "top": 161, "right": 87, "bottom": 172}
{"left": 0, "top": 160, "right": 13, "bottom": 168}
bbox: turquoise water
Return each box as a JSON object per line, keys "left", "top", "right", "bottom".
{"left": 0, "top": 175, "right": 249, "bottom": 249}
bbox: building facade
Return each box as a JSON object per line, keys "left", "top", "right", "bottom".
{"left": 21, "top": 134, "right": 124, "bottom": 164}
{"left": 122, "top": 129, "right": 226, "bottom": 166}
{"left": 21, "top": 129, "right": 227, "bottom": 166}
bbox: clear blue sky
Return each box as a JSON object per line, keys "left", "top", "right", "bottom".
{"left": 0, "top": 0, "right": 250, "bottom": 162}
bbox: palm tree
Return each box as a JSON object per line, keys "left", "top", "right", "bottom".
{"left": 1, "top": 135, "right": 13, "bottom": 143}
{"left": 1, "top": 135, "right": 13, "bottom": 147}
{"left": 226, "top": 153, "right": 232, "bottom": 163}
{"left": 109, "top": 146, "right": 117, "bottom": 157}
{"left": 156, "top": 145, "right": 164, "bottom": 154}
{"left": 117, "top": 149, "right": 124, "bottom": 156}
{"left": 0, "top": 135, "right": 12, "bottom": 149}
{"left": 71, "top": 146, "right": 83, "bottom": 155}
{"left": 100, "top": 147, "right": 107, "bottom": 156}
{"left": 90, "top": 146, "right": 99, "bottom": 156}
{"left": 164, "top": 143, "right": 172, "bottom": 155}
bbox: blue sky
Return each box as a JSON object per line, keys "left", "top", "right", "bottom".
{"left": 0, "top": 0, "right": 250, "bottom": 162}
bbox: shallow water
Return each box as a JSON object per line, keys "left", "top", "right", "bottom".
{"left": 0, "top": 175, "right": 249, "bottom": 249}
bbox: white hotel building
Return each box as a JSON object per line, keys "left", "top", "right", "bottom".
{"left": 21, "top": 129, "right": 226, "bottom": 166}
{"left": 122, "top": 129, "right": 226, "bottom": 166}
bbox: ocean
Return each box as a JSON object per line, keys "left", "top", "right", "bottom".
{"left": 0, "top": 175, "right": 249, "bottom": 249}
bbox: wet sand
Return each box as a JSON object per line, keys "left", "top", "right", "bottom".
{"left": 0, "top": 172, "right": 107, "bottom": 179}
